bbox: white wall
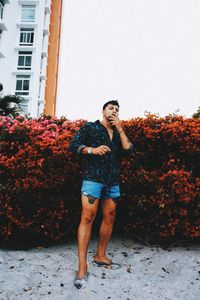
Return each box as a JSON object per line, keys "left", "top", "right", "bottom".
{"left": 56, "top": 0, "right": 200, "bottom": 121}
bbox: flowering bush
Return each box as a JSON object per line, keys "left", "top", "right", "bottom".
{"left": 119, "top": 114, "right": 200, "bottom": 240}
{"left": 0, "top": 113, "right": 199, "bottom": 248}
{"left": 0, "top": 115, "right": 85, "bottom": 248}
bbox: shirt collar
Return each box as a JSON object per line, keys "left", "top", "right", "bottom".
{"left": 95, "top": 119, "right": 118, "bottom": 133}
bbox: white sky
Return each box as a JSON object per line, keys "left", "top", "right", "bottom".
{"left": 56, "top": 0, "right": 200, "bottom": 122}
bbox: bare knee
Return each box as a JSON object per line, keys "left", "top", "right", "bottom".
{"left": 80, "top": 194, "right": 99, "bottom": 224}
{"left": 103, "top": 210, "right": 116, "bottom": 223}
{"left": 81, "top": 211, "right": 96, "bottom": 224}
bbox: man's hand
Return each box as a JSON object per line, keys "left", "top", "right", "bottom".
{"left": 92, "top": 145, "right": 111, "bottom": 156}
{"left": 108, "top": 114, "right": 123, "bottom": 132}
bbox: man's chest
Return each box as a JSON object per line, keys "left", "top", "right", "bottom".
{"left": 87, "top": 126, "right": 118, "bottom": 149}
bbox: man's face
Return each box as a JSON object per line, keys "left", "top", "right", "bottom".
{"left": 103, "top": 104, "right": 119, "bottom": 121}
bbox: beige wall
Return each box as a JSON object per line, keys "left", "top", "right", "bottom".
{"left": 44, "top": 0, "right": 62, "bottom": 116}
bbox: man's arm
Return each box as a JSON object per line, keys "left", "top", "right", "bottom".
{"left": 68, "top": 123, "right": 111, "bottom": 156}
{"left": 116, "top": 128, "right": 133, "bottom": 150}
{"left": 109, "top": 114, "right": 134, "bottom": 151}
{"left": 67, "top": 123, "right": 89, "bottom": 155}
{"left": 81, "top": 145, "right": 111, "bottom": 155}
{"left": 117, "top": 127, "right": 135, "bottom": 158}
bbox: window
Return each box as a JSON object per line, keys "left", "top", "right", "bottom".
{"left": 15, "top": 75, "right": 30, "bottom": 96}
{"left": 20, "top": 28, "right": 34, "bottom": 46}
{"left": 21, "top": 5, "right": 36, "bottom": 22}
{"left": 17, "top": 51, "right": 32, "bottom": 70}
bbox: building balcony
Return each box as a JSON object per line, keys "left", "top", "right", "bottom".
{"left": 43, "top": 28, "right": 49, "bottom": 36}
{"left": 43, "top": 21, "right": 50, "bottom": 36}
{"left": 41, "top": 49, "right": 47, "bottom": 58}
{"left": 41, "top": 35, "right": 49, "bottom": 57}
{"left": 39, "top": 55, "right": 47, "bottom": 80}
{"left": 43, "top": 13, "right": 50, "bottom": 36}
{"left": 12, "top": 70, "right": 33, "bottom": 75}
{"left": 18, "top": 0, "right": 39, "bottom": 5}
{"left": 14, "top": 45, "right": 36, "bottom": 52}
{"left": 16, "top": 21, "right": 37, "bottom": 29}
{"left": 39, "top": 73, "right": 46, "bottom": 80}
{"left": 45, "top": 0, "right": 51, "bottom": 14}
{"left": 38, "top": 96, "right": 44, "bottom": 104}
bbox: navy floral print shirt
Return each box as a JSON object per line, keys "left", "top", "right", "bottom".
{"left": 68, "top": 120, "right": 135, "bottom": 185}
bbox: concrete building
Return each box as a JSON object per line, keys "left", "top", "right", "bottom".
{"left": 0, "top": 0, "right": 9, "bottom": 59}
{"left": 0, "top": 0, "right": 52, "bottom": 117}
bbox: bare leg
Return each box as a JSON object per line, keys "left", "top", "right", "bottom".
{"left": 94, "top": 198, "right": 117, "bottom": 263}
{"left": 76, "top": 194, "right": 99, "bottom": 277}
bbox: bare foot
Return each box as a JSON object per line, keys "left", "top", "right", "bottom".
{"left": 76, "top": 262, "right": 89, "bottom": 279}
{"left": 93, "top": 255, "right": 112, "bottom": 264}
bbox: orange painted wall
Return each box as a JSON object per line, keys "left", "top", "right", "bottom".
{"left": 44, "top": 0, "right": 62, "bottom": 116}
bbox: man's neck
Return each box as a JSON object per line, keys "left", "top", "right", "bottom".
{"left": 100, "top": 118, "right": 113, "bottom": 130}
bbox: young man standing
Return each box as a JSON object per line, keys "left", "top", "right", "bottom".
{"left": 68, "top": 100, "right": 135, "bottom": 288}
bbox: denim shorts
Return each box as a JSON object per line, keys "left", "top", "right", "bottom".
{"left": 81, "top": 180, "right": 120, "bottom": 201}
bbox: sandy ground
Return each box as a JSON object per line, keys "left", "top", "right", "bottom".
{"left": 0, "top": 235, "right": 200, "bottom": 300}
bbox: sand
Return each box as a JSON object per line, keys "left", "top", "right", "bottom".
{"left": 0, "top": 235, "right": 200, "bottom": 300}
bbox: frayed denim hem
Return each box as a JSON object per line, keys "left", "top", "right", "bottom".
{"left": 81, "top": 192, "right": 98, "bottom": 204}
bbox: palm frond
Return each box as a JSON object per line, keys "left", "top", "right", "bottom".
{"left": 0, "top": 94, "right": 26, "bottom": 118}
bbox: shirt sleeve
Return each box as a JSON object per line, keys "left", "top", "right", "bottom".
{"left": 67, "top": 123, "right": 90, "bottom": 155}
{"left": 118, "top": 141, "right": 135, "bottom": 159}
